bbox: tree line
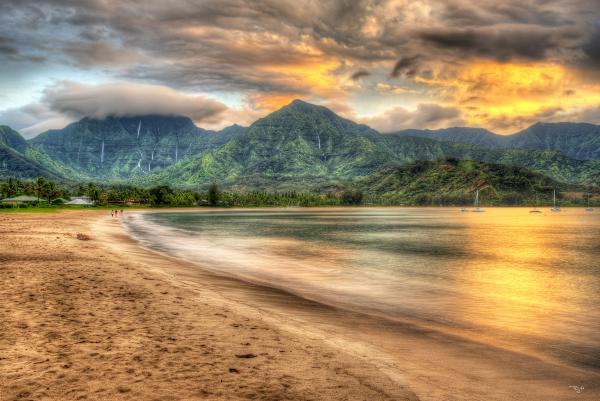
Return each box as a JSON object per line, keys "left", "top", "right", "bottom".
{"left": 2, "top": 176, "right": 595, "bottom": 208}
{"left": 0, "top": 177, "right": 365, "bottom": 207}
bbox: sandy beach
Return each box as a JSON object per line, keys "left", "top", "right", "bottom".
{"left": 0, "top": 211, "right": 417, "bottom": 401}
{"left": 2, "top": 210, "right": 599, "bottom": 401}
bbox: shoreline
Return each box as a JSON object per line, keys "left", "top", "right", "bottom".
{"left": 0, "top": 210, "right": 417, "bottom": 401}
{"left": 121, "top": 208, "right": 597, "bottom": 373}
{"left": 117, "top": 209, "right": 600, "bottom": 401}
{"left": 0, "top": 209, "right": 600, "bottom": 401}
{"left": 0, "top": 204, "right": 596, "bottom": 216}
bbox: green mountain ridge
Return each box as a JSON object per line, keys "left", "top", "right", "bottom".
{"left": 0, "top": 125, "right": 71, "bottom": 180}
{"left": 135, "top": 101, "right": 600, "bottom": 189}
{"left": 136, "top": 100, "right": 392, "bottom": 188}
{"left": 0, "top": 100, "right": 598, "bottom": 193}
{"left": 29, "top": 115, "right": 246, "bottom": 180}
{"left": 360, "top": 158, "right": 581, "bottom": 205}
{"left": 391, "top": 122, "right": 600, "bottom": 161}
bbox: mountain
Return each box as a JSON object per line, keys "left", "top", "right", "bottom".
{"left": 29, "top": 115, "right": 245, "bottom": 180}
{"left": 0, "top": 126, "right": 68, "bottom": 180}
{"left": 360, "top": 158, "right": 581, "bottom": 205}
{"left": 136, "top": 101, "right": 600, "bottom": 189}
{"left": 392, "top": 127, "right": 502, "bottom": 148}
{"left": 136, "top": 100, "right": 394, "bottom": 188}
{"left": 390, "top": 122, "right": 600, "bottom": 161}
{"left": 509, "top": 123, "right": 600, "bottom": 160}
{"left": 1, "top": 100, "right": 598, "bottom": 191}
{"left": 396, "top": 138, "right": 600, "bottom": 186}
{"left": 0, "top": 125, "right": 28, "bottom": 153}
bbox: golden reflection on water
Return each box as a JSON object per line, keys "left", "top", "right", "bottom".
{"left": 456, "top": 209, "right": 576, "bottom": 342}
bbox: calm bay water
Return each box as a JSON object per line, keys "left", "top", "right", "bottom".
{"left": 124, "top": 208, "right": 600, "bottom": 371}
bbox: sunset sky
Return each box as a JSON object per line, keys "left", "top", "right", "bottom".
{"left": 1, "top": 0, "right": 599, "bottom": 137}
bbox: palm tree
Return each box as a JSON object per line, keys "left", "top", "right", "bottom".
{"left": 35, "top": 177, "right": 47, "bottom": 202}
{"left": 208, "top": 183, "right": 220, "bottom": 206}
{"left": 86, "top": 182, "right": 101, "bottom": 203}
{"left": 42, "top": 181, "right": 60, "bottom": 203}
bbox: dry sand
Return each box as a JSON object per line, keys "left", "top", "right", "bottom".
{"left": 0, "top": 211, "right": 417, "bottom": 401}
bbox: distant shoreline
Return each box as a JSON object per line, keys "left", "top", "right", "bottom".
{"left": 0, "top": 204, "right": 596, "bottom": 213}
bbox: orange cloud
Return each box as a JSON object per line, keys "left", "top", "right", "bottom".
{"left": 246, "top": 93, "right": 300, "bottom": 112}
{"left": 417, "top": 61, "right": 600, "bottom": 132}
{"left": 259, "top": 57, "right": 343, "bottom": 99}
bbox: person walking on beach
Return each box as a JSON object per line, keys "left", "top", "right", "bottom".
{"left": 111, "top": 210, "right": 114, "bottom": 218}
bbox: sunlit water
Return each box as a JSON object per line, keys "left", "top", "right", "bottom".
{"left": 124, "top": 208, "right": 600, "bottom": 371}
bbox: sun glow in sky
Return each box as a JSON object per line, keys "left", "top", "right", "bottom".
{"left": 0, "top": 0, "right": 599, "bottom": 137}
{"left": 418, "top": 61, "right": 600, "bottom": 130}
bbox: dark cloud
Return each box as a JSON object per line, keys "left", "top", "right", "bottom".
{"left": 391, "top": 56, "right": 421, "bottom": 78}
{"left": 417, "top": 25, "right": 572, "bottom": 61}
{"left": 350, "top": 69, "right": 370, "bottom": 80}
{"left": 437, "top": 1, "right": 576, "bottom": 27}
{"left": 0, "top": 0, "right": 598, "bottom": 133}
{"left": 0, "top": 0, "right": 594, "bottom": 91}
{"left": 583, "top": 23, "right": 600, "bottom": 66}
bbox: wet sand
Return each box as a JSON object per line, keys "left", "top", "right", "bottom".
{"left": 1, "top": 210, "right": 598, "bottom": 401}
{"left": 0, "top": 211, "right": 416, "bottom": 401}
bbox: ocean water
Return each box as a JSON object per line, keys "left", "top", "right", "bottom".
{"left": 124, "top": 208, "right": 600, "bottom": 371}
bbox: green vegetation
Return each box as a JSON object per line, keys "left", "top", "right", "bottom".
{"left": 207, "top": 183, "right": 220, "bottom": 206}
{"left": 392, "top": 122, "right": 600, "bottom": 161}
{"left": 133, "top": 101, "right": 600, "bottom": 189}
{"left": 29, "top": 115, "right": 245, "bottom": 180}
{"left": 359, "top": 158, "right": 594, "bottom": 206}
{"left": 0, "top": 178, "right": 344, "bottom": 208}
{"left": 0, "top": 100, "right": 600, "bottom": 200}
{"left": 0, "top": 126, "right": 65, "bottom": 180}
{"left": 340, "top": 189, "right": 364, "bottom": 205}
{"left": 2, "top": 159, "right": 598, "bottom": 209}
{"left": 33, "top": 177, "right": 61, "bottom": 203}
{"left": 0, "top": 177, "right": 68, "bottom": 204}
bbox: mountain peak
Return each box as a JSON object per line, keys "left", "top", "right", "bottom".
{"left": 0, "top": 125, "right": 28, "bottom": 153}
{"left": 283, "top": 99, "right": 329, "bottom": 113}
{"left": 289, "top": 99, "right": 310, "bottom": 106}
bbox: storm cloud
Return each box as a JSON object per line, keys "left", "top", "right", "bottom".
{"left": 0, "top": 0, "right": 598, "bottom": 133}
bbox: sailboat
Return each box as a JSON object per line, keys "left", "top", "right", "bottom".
{"left": 586, "top": 193, "right": 593, "bottom": 212}
{"left": 550, "top": 189, "right": 561, "bottom": 212}
{"left": 472, "top": 189, "right": 485, "bottom": 212}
